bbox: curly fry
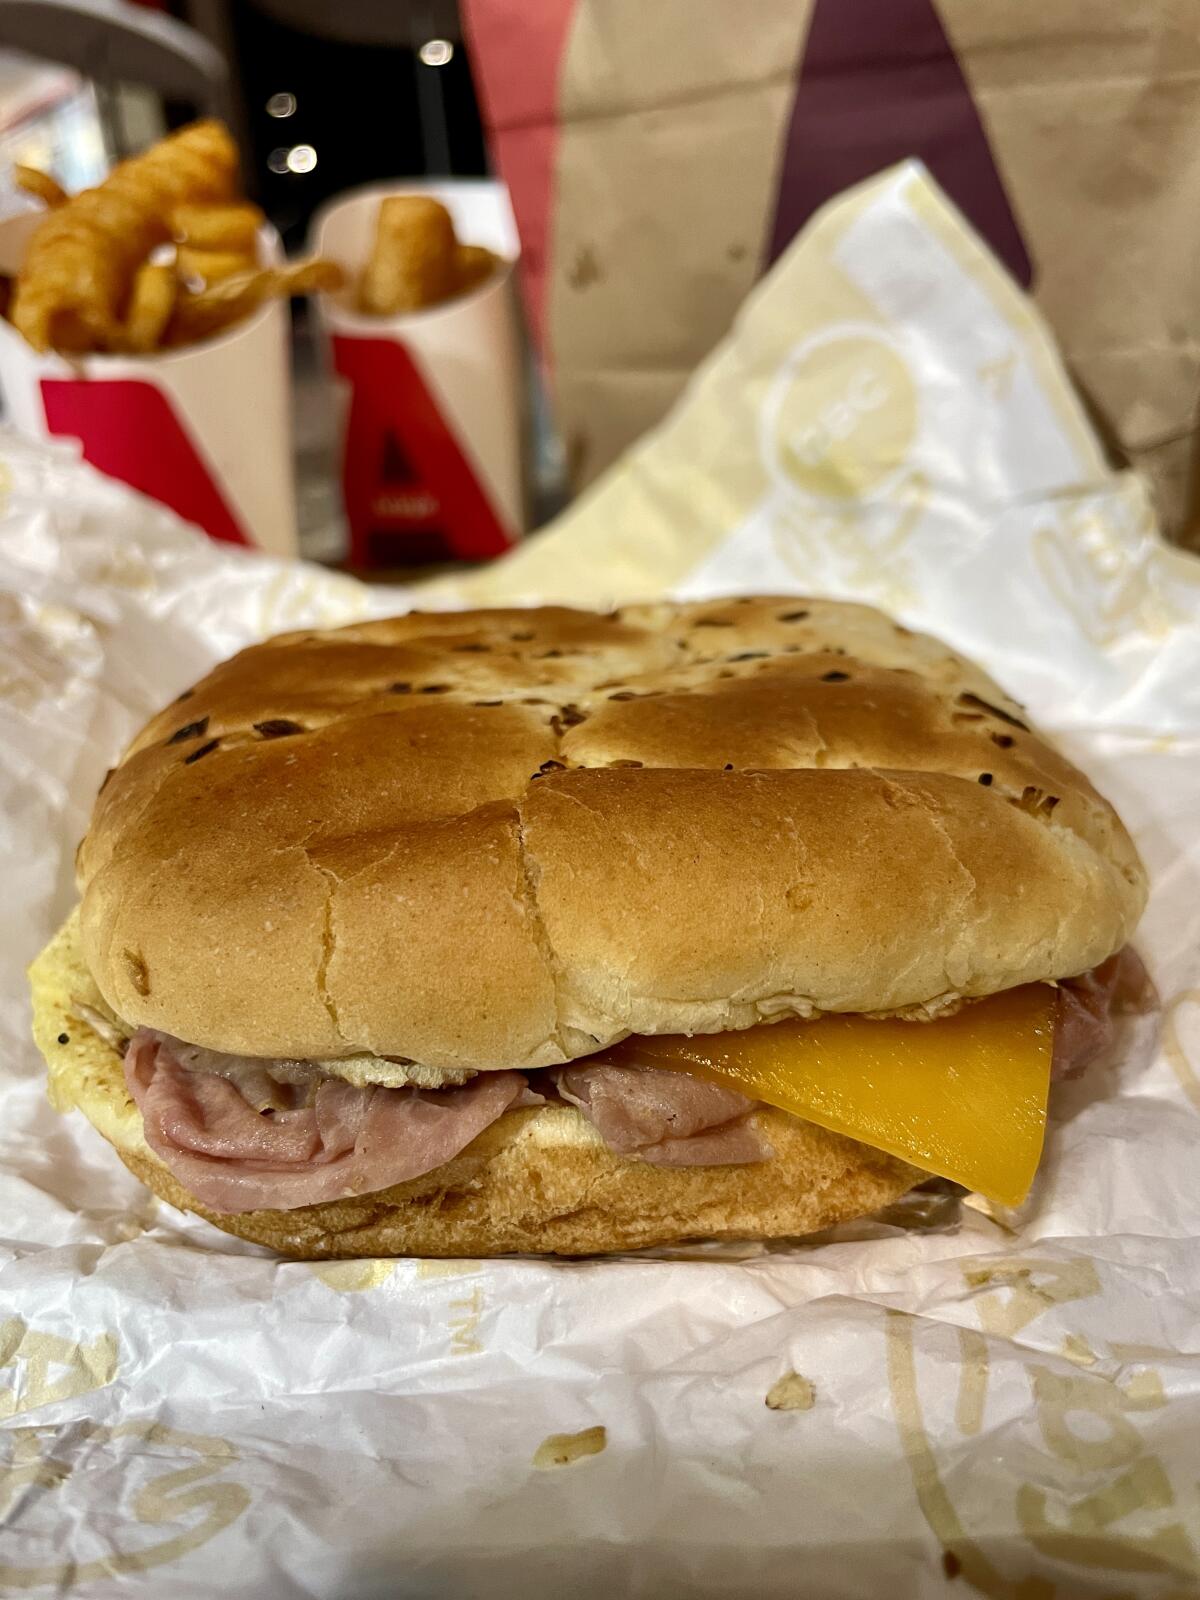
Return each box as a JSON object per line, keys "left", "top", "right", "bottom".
{"left": 11, "top": 120, "right": 237, "bottom": 353}
{"left": 117, "top": 261, "right": 177, "bottom": 353}
{"left": 171, "top": 201, "right": 263, "bottom": 252}
{"left": 357, "top": 196, "right": 456, "bottom": 315}
{"left": 168, "top": 257, "right": 344, "bottom": 346}
{"left": 455, "top": 243, "right": 499, "bottom": 296}
{"left": 174, "top": 244, "right": 259, "bottom": 285}
{"left": 14, "top": 165, "right": 67, "bottom": 209}
{"left": 271, "top": 258, "right": 344, "bottom": 296}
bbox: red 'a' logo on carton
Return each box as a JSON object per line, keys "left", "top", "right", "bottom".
{"left": 332, "top": 336, "right": 514, "bottom": 568}
{"left": 39, "top": 378, "right": 250, "bottom": 545}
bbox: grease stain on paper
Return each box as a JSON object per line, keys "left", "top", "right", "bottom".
{"left": 309, "top": 1260, "right": 396, "bottom": 1293}
{"left": 416, "top": 1259, "right": 482, "bottom": 1280}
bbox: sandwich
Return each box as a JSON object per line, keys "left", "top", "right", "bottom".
{"left": 28, "top": 597, "right": 1149, "bottom": 1257}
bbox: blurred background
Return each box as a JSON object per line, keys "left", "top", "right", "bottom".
{"left": 0, "top": 0, "right": 554, "bottom": 571}
{"left": 2, "top": 0, "right": 1199, "bottom": 572}
{"left": 0, "top": 1, "right": 489, "bottom": 235}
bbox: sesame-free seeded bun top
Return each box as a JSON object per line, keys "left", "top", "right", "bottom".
{"left": 75, "top": 597, "right": 1147, "bottom": 1070}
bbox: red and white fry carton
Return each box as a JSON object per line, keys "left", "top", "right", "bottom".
{"left": 310, "top": 180, "right": 524, "bottom": 569}
{"left": 0, "top": 215, "right": 296, "bottom": 556}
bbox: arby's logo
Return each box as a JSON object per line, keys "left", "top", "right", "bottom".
{"left": 39, "top": 378, "right": 250, "bottom": 545}
{"left": 331, "top": 335, "right": 515, "bottom": 568}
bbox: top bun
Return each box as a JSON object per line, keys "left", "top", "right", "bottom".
{"left": 77, "top": 598, "right": 1146, "bottom": 1069}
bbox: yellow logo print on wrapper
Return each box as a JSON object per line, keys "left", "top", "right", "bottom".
{"left": 0, "top": 1421, "right": 250, "bottom": 1588}
{"left": 0, "top": 1318, "right": 117, "bottom": 1419}
{"left": 887, "top": 1255, "right": 1200, "bottom": 1596}
{"left": 762, "top": 325, "right": 919, "bottom": 505}
{"left": 1031, "top": 498, "right": 1196, "bottom": 650}
{"left": 0, "top": 1324, "right": 250, "bottom": 1586}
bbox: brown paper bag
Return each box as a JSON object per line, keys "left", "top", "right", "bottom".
{"left": 465, "top": 0, "right": 1200, "bottom": 547}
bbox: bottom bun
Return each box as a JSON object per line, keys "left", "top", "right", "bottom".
{"left": 31, "top": 911, "right": 920, "bottom": 1257}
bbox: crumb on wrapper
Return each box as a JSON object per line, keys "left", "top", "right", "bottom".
{"left": 532, "top": 1425, "right": 608, "bottom": 1469}
{"left": 765, "top": 1371, "right": 815, "bottom": 1411}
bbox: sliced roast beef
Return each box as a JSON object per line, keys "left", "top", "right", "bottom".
{"left": 125, "top": 1030, "right": 525, "bottom": 1214}
{"left": 1052, "top": 946, "right": 1155, "bottom": 1080}
{"left": 122, "top": 949, "right": 1148, "bottom": 1213}
{"left": 552, "top": 1062, "right": 772, "bottom": 1166}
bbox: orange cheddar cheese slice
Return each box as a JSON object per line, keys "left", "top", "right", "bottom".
{"left": 608, "top": 985, "right": 1056, "bottom": 1206}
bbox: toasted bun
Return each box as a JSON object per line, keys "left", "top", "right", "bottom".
{"left": 30, "top": 911, "right": 919, "bottom": 1256}
{"left": 75, "top": 597, "right": 1146, "bottom": 1067}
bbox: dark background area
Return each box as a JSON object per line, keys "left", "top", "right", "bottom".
{"left": 223, "top": 1, "right": 487, "bottom": 248}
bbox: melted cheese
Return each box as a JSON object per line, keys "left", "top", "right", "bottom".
{"left": 610, "top": 986, "right": 1055, "bottom": 1206}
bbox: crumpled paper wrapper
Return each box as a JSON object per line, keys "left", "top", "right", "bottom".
{"left": 3, "top": 163, "right": 1200, "bottom": 1598}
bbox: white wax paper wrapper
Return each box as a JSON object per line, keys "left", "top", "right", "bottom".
{"left": 3, "top": 163, "right": 1200, "bottom": 1599}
